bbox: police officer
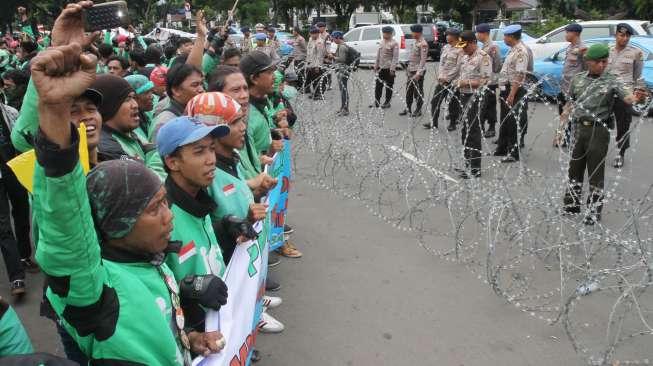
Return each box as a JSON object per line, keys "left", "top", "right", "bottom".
{"left": 306, "top": 26, "right": 326, "bottom": 99}
{"left": 254, "top": 32, "right": 280, "bottom": 62}
{"left": 607, "top": 23, "right": 645, "bottom": 168}
{"left": 494, "top": 24, "right": 532, "bottom": 163}
{"left": 400, "top": 24, "right": 428, "bottom": 117}
{"left": 562, "top": 43, "right": 646, "bottom": 225}
{"left": 454, "top": 31, "right": 492, "bottom": 179}
{"left": 425, "top": 27, "right": 462, "bottom": 129}
{"left": 240, "top": 27, "right": 252, "bottom": 55}
{"left": 475, "top": 23, "right": 502, "bottom": 138}
{"left": 554, "top": 23, "right": 586, "bottom": 147}
{"left": 371, "top": 26, "right": 399, "bottom": 108}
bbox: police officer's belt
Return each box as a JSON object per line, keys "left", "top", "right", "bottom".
{"left": 576, "top": 117, "right": 608, "bottom": 127}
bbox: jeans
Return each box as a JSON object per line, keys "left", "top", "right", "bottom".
{"left": 338, "top": 71, "right": 349, "bottom": 111}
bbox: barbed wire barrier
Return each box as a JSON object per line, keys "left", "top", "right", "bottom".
{"left": 287, "top": 64, "right": 653, "bottom": 365}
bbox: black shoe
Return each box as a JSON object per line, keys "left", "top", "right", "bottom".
{"left": 447, "top": 124, "right": 456, "bottom": 131}
{"left": 21, "top": 258, "right": 40, "bottom": 273}
{"left": 368, "top": 103, "right": 379, "bottom": 108}
{"left": 484, "top": 129, "right": 496, "bottom": 138}
{"left": 381, "top": 102, "right": 391, "bottom": 109}
{"left": 458, "top": 170, "right": 481, "bottom": 179}
{"left": 340, "top": 110, "right": 349, "bottom": 116}
{"left": 562, "top": 205, "right": 581, "bottom": 215}
{"left": 399, "top": 109, "right": 410, "bottom": 116}
{"left": 251, "top": 349, "right": 262, "bottom": 363}
{"left": 265, "top": 279, "right": 281, "bottom": 292}
{"left": 422, "top": 123, "right": 432, "bottom": 129}
{"left": 613, "top": 155, "right": 624, "bottom": 168}
{"left": 284, "top": 224, "right": 294, "bottom": 234}
{"left": 11, "top": 279, "right": 26, "bottom": 298}
{"left": 411, "top": 111, "right": 422, "bottom": 117}
{"left": 268, "top": 253, "right": 281, "bottom": 268}
{"left": 501, "top": 156, "right": 518, "bottom": 163}
{"left": 307, "top": 94, "right": 313, "bottom": 99}
{"left": 519, "top": 142, "right": 525, "bottom": 149}
{"left": 493, "top": 150, "right": 506, "bottom": 157}
{"left": 583, "top": 213, "right": 601, "bottom": 226}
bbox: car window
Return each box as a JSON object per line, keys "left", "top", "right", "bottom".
{"left": 401, "top": 26, "right": 414, "bottom": 39}
{"left": 362, "top": 28, "right": 381, "bottom": 41}
{"left": 642, "top": 22, "right": 653, "bottom": 35}
{"left": 493, "top": 30, "right": 503, "bottom": 41}
{"left": 344, "top": 29, "right": 361, "bottom": 42}
{"left": 422, "top": 26, "right": 433, "bottom": 36}
{"left": 580, "top": 27, "right": 611, "bottom": 40}
{"left": 548, "top": 29, "right": 567, "bottom": 43}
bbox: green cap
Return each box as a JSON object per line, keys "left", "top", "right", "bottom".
{"left": 585, "top": 43, "right": 609, "bottom": 60}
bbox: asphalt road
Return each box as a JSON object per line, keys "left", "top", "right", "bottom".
{"left": 2, "top": 66, "right": 652, "bottom": 365}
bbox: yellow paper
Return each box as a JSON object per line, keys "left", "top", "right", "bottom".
{"left": 7, "top": 123, "right": 91, "bottom": 193}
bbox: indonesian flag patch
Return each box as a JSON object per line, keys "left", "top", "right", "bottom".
{"left": 179, "top": 241, "right": 197, "bottom": 264}
{"left": 223, "top": 183, "right": 236, "bottom": 196}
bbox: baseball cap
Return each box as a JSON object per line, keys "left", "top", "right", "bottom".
{"left": 255, "top": 33, "right": 267, "bottom": 41}
{"left": 77, "top": 88, "right": 103, "bottom": 107}
{"left": 503, "top": 24, "right": 522, "bottom": 35}
{"left": 565, "top": 23, "right": 582, "bottom": 33}
{"left": 331, "top": 31, "right": 344, "bottom": 39}
{"left": 475, "top": 23, "right": 490, "bottom": 33}
{"left": 410, "top": 24, "right": 423, "bottom": 33}
{"left": 382, "top": 26, "right": 394, "bottom": 34}
{"left": 309, "top": 26, "right": 319, "bottom": 34}
{"left": 241, "top": 26, "right": 250, "bottom": 33}
{"left": 156, "top": 116, "right": 230, "bottom": 157}
{"left": 125, "top": 74, "right": 154, "bottom": 95}
{"left": 240, "top": 50, "right": 277, "bottom": 76}
{"left": 316, "top": 22, "right": 326, "bottom": 28}
{"left": 455, "top": 30, "right": 476, "bottom": 47}
{"left": 446, "top": 27, "right": 461, "bottom": 36}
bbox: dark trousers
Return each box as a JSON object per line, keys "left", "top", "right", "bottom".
{"left": 563, "top": 123, "right": 610, "bottom": 215}
{"left": 460, "top": 93, "right": 483, "bottom": 172}
{"left": 307, "top": 67, "right": 325, "bottom": 98}
{"left": 556, "top": 92, "right": 572, "bottom": 145}
{"left": 497, "top": 86, "right": 528, "bottom": 159}
{"left": 613, "top": 98, "right": 632, "bottom": 157}
{"left": 0, "top": 168, "right": 26, "bottom": 282}
{"left": 0, "top": 165, "right": 31, "bottom": 259}
{"left": 374, "top": 69, "right": 395, "bottom": 106}
{"left": 338, "top": 71, "right": 349, "bottom": 111}
{"left": 430, "top": 83, "right": 461, "bottom": 128}
{"left": 481, "top": 85, "right": 498, "bottom": 131}
{"left": 405, "top": 72, "right": 424, "bottom": 113}
{"left": 295, "top": 60, "right": 306, "bottom": 91}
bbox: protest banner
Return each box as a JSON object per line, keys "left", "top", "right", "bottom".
{"left": 266, "top": 139, "right": 292, "bottom": 251}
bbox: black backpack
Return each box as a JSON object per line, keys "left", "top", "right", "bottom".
{"left": 345, "top": 45, "right": 361, "bottom": 70}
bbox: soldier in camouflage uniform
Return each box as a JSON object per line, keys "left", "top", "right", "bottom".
{"left": 562, "top": 43, "right": 646, "bottom": 225}
{"left": 425, "top": 27, "right": 462, "bottom": 129}
{"left": 399, "top": 24, "right": 429, "bottom": 118}
{"left": 454, "top": 31, "right": 492, "bottom": 179}
{"left": 475, "top": 23, "right": 502, "bottom": 138}
{"left": 607, "top": 23, "right": 646, "bottom": 168}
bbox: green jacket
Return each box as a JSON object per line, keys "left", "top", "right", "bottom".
{"left": 202, "top": 52, "right": 219, "bottom": 76}
{"left": 238, "top": 132, "right": 262, "bottom": 180}
{"left": 165, "top": 177, "right": 226, "bottom": 281}
{"left": 247, "top": 98, "right": 274, "bottom": 158}
{"left": 98, "top": 125, "right": 167, "bottom": 180}
{"left": 33, "top": 128, "right": 183, "bottom": 365}
{"left": 0, "top": 299, "right": 33, "bottom": 357}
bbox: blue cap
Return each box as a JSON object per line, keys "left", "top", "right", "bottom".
{"left": 241, "top": 27, "right": 250, "bottom": 33}
{"left": 410, "top": 24, "right": 423, "bottom": 33}
{"left": 616, "top": 23, "right": 635, "bottom": 35}
{"left": 565, "top": 23, "right": 582, "bottom": 33}
{"left": 331, "top": 31, "right": 344, "bottom": 39}
{"left": 382, "top": 26, "right": 394, "bottom": 33}
{"left": 157, "top": 116, "right": 230, "bottom": 157}
{"left": 446, "top": 27, "right": 461, "bottom": 36}
{"left": 316, "top": 22, "right": 326, "bottom": 28}
{"left": 475, "top": 23, "right": 491, "bottom": 33}
{"left": 309, "top": 26, "right": 319, "bottom": 34}
{"left": 124, "top": 74, "right": 154, "bottom": 95}
{"left": 255, "top": 33, "right": 267, "bottom": 41}
{"left": 503, "top": 24, "right": 522, "bottom": 35}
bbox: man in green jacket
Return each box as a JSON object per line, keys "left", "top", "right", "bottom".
{"left": 30, "top": 21, "right": 224, "bottom": 363}
{"left": 93, "top": 74, "right": 167, "bottom": 179}
{"left": 125, "top": 74, "right": 156, "bottom": 141}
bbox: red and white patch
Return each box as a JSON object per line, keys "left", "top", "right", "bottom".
{"left": 179, "top": 241, "right": 197, "bottom": 264}
{"left": 223, "top": 183, "right": 236, "bottom": 197}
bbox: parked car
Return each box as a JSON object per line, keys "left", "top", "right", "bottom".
{"left": 532, "top": 36, "right": 653, "bottom": 97}
{"left": 343, "top": 24, "right": 415, "bottom": 67}
{"left": 487, "top": 28, "right": 536, "bottom": 61}
{"left": 528, "top": 20, "right": 652, "bottom": 60}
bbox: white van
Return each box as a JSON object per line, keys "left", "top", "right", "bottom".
{"left": 343, "top": 24, "right": 414, "bottom": 66}
{"left": 528, "top": 20, "right": 652, "bottom": 60}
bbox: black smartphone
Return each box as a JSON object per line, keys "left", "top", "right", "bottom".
{"left": 83, "top": 1, "right": 130, "bottom": 32}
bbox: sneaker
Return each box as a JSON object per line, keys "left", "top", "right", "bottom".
{"left": 399, "top": 109, "right": 410, "bottom": 116}
{"left": 277, "top": 241, "right": 302, "bottom": 258}
{"left": 11, "top": 279, "right": 26, "bottom": 297}
{"left": 268, "top": 253, "right": 281, "bottom": 268}
{"left": 283, "top": 224, "right": 294, "bottom": 234}
{"left": 21, "top": 258, "right": 40, "bottom": 273}
{"left": 613, "top": 155, "right": 624, "bottom": 168}
{"left": 251, "top": 349, "right": 262, "bottom": 363}
{"left": 259, "top": 311, "right": 285, "bottom": 333}
{"left": 262, "top": 295, "right": 283, "bottom": 309}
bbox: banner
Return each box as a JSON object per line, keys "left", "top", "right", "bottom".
{"left": 193, "top": 222, "right": 268, "bottom": 366}
{"left": 266, "top": 139, "right": 292, "bottom": 251}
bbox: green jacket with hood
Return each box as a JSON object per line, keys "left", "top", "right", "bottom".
{"left": 33, "top": 127, "right": 184, "bottom": 365}
{"left": 98, "top": 125, "right": 167, "bottom": 180}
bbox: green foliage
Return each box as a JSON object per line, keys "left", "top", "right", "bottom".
{"left": 525, "top": 11, "right": 570, "bottom": 37}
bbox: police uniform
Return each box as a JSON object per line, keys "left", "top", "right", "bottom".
{"left": 477, "top": 23, "right": 503, "bottom": 137}
{"left": 557, "top": 35, "right": 586, "bottom": 146}
{"left": 400, "top": 25, "right": 429, "bottom": 117}
{"left": 291, "top": 33, "right": 308, "bottom": 90}
{"left": 306, "top": 30, "right": 327, "bottom": 99}
{"left": 607, "top": 23, "right": 645, "bottom": 166}
{"left": 563, "top": 43, "right": 636, "bottom": 225}
{"left": 373, "top": 27, "right": 399, "bottom": 108}
{"left": 495, "top": 25, "right": 532, "bottom": 162}
{"left": 428, "top": 31, "right": 462, "bottom": 128}
{"left": 456, "top": 36, "right": 492, "bottom": 178}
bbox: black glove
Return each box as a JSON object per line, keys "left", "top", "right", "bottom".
{"left": 179, "top": 275, "right": 228, "bottom": 310}
{"left": 222, "top": 215, "right": 259, "bottom": 240}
